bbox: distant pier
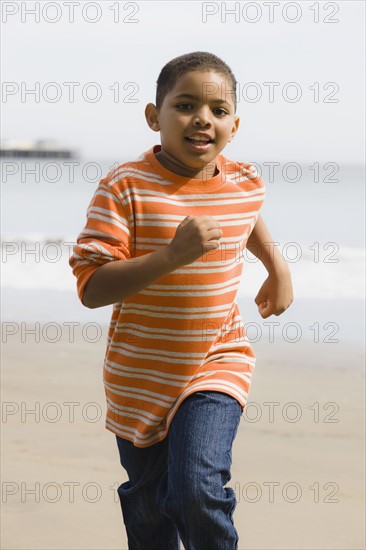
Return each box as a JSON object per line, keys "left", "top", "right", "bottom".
{"left": 0, "top": 140, "right": 76, "bottom": 159}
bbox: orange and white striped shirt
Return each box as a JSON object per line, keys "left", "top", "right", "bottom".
{"left": 70, "top": 144, "right": 266, "bottom": 447}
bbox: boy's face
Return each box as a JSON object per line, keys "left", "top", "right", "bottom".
{"left": 145, "top": 70, "right": 239, "bottom": 179}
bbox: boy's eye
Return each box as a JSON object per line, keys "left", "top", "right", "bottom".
{"left": 213, "top": 108, "right": 228, "bottom": 117}
{"left": 176, "top": 103, "right": 193, "bottom": 110}
{"left": 175, "top": 104, "right": 229, "bottom": 116}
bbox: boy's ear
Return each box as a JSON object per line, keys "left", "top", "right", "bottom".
{"left": 227, "top": 115, "right": 240, "bottom": 143}
{"left": 145, "top": 103, "right": 160, "bottom": 132}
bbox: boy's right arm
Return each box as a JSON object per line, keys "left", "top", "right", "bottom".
{"left": 81, "top": 214, "right": 223, "bottom": 309}
{"left": 82, "top": 245, "right": 178, "bottom": 308}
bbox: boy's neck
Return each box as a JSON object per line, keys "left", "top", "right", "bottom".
{"left": 155, "top": 150, "right": 219, "bottom": 180}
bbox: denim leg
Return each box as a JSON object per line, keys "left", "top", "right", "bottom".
{"left": 160, "top": 391, "right": 242, "bottom": 550}
{"left": 115, "top": 434, "right": 180, "bottom": 550}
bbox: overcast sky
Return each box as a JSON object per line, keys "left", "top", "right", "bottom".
{"left": 2, "top": 0, "right": 365, "bottom": 163}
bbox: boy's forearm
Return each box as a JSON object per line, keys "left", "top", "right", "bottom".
{"left": 247, "top": 215, "right": 289, "bottom": 274}
{"left": 82, "top": 246, "right": 179, "bottom": 309}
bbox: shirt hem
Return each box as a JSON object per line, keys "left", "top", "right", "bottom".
{"left": 105, "top": 385, "right": 247, "bottom": 448}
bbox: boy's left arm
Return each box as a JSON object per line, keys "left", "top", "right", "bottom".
{"left": 247, "top": 215, "right": 294, "bottom": 319}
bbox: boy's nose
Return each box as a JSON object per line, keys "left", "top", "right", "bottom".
{"left": 192, "top": 107, "right": 212, "bottom": 127}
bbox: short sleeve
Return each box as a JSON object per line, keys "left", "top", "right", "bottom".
{"left": 69, "top": 180, "right": 133, "bottom": 304}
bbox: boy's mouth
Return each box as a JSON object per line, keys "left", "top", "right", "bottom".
{"left": 185, "top": 133, "right": 214, "bottom": 145}
{"left": 185, "top": 134, "right": 214, "bottom": 151}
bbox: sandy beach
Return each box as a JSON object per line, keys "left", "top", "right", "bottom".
{"left": 1, "top": 326, "right": 365, "bottom": 550}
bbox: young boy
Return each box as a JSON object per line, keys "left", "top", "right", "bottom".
{"left": 70, "top": 51, "right": 293, "bottom": 550}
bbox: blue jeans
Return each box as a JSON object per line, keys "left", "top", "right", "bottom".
{"left": 115, "top": 390, "right": 243, "bottom": 550}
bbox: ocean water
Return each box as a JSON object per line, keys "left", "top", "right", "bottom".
{"left": 1, "top": 157, "right": 365, "bottom": 346}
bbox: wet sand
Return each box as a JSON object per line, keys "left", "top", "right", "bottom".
{"left": 1, "top": 329, "right": 365, "bottom": 549}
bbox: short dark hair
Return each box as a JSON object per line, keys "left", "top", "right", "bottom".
{"left": 155, "top": 51, "right": 237, "bottom": 112}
